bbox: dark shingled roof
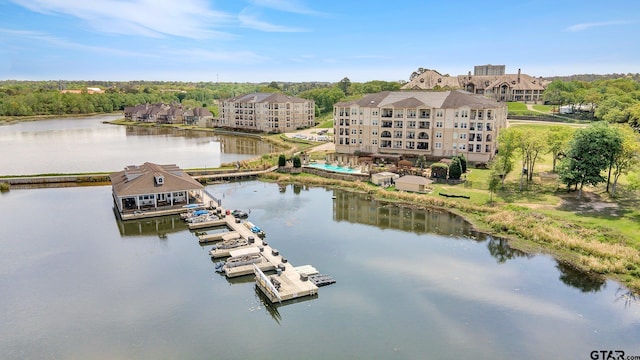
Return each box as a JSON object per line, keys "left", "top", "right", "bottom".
{"left": 110, "top": 162, "right": 203, "bottom": 197}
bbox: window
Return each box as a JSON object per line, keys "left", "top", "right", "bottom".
{"left": 462, "top": 110, "right": 468, "bottom": 118}
{"left": 408, "top": 110, "right": 416, "bottom": 118}
{"left": 435, "top": 142, "right": 442, "bottom": 149}
{"left": 372, "top": 120, "right": 378, "bottom": 126}
{"left": 436, "top": 110, "right": 443, "bottom": 118}
{"left": 372, "top": 139, "right": 378, "bottom": 145}
{"left": 436, "top": 121, "right": 443, "bottom": 128}
{"left": 372, "top": 110, "right": 378, "bottom": 116}
{"left": 351, "top": 138, "right": 357, "bottom": 144}
{"left": 459, "top": 144, "right": 466, "bottom": 150}
{"left": 454, "top": 122, "right": 458, "bottom": 128}
{"left": 372, "top": 129, "right": 378, "bottom": 136}
{"left": 460, "top": 133, "right": 467, "bottom": 140}
{"left": 476, "top": 144, "right": 481, "bottom": 152}
{"left": 351, "top": 129, "right": 357, "bottom": 135}
{"left": 452, "top": 143, "right": 457, "bottom": 150}
{"left": 460, "top": 122, "right": 468, "bottom": 129}
{"left": 407, "top": 121, "right": 416, "bottom": 128}
{"left": 435, "top": 132, "right": 442, "bottom": 138}
{"left": 395, "top": 110, "right": 404, "bottom": 118}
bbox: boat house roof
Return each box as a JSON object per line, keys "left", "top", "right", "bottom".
{"left": 109, "top": 162, "right": 204, "bottom": 197}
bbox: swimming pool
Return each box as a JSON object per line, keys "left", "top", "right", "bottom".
{"left": 306, "top": 163, "right": 361, "bottom": 174}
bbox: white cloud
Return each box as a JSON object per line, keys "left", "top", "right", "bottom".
{"left": 238, "top": 8, "right": 308, "bottom": 32}
{"left": 565, "top": 20, "right": 630, "bottom": 32}
{"left": 0, "top": 28, "right": 151, "bottom": 57}
{"left": 9, "top": 0, "right": 235, "bottom": 39}
{"left": 248, "top": 0, "right": 325, "bottom": 16}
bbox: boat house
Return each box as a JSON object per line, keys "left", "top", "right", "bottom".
{"left": 110, "top": 162, "right": 206, "bottom": 218}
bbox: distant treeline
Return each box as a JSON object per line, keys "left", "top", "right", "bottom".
{"left": 543, "top": 73, "right": 640, "bottom": 83}
{"left": 0, "top": 78, "right": 402, "bottom": 118}
{"left": 542, "top": 77, "right": 640, "bottom": 129}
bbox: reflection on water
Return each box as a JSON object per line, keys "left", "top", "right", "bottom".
{"left": 556, "top": 261, "right": 606, "bottom": 293}
{"left": 2, "top": 182, "right": 639, "bottom": 359}
{"left": 0, "top": 115, "right": 279, "bottom": 175}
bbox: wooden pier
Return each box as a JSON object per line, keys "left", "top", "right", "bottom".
{"left": 181, "top": 201, "right": 333, "bottom": 304}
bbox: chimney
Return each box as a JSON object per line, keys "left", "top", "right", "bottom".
{"left": 517, "top": 68, "right": 521, "bottom": 83}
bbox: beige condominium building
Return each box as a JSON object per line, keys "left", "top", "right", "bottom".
{"left": 218, "top": 93, "right": 315, "bottom": 133}
{"left": 333, "top": 90, "right": 507, "bottom": 163}
{"left": 403, "top": 67, "right": 546, "bottom": 103}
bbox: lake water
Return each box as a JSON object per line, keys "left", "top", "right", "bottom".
{"left": 1, "top": 182, "right": 639, "bottom": 359}
{"left": 0, "top": 115, "right": 275, "bottom": 175}
{"left": 1, "top": 118, "right": 639, "bottom": 359}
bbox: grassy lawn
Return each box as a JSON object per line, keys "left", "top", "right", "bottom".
{"left": 532, "top": 104, "right": 553, "bottom": 113}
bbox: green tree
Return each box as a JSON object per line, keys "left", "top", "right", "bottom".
{"left": 495, "top": 128, "right": 519, "bottom": 185}
{"left": 338, "top": 77, "right": 351, "bottom": 96}
{"left": 547, "top": 126, "right": 574, "bottom": 172}
{"left": 278, "top": 154, "right": 286, "bottom": 167}
{"left": 517, "top": 128, "right": 547, "bottom": 189}
{"left": 558, "top": 122, "right": 622, "bottom": 199}
{"left": 457, "top": 153, "right": 467, "bottom": 173}
{"left": 448, "top": 157, "right": 462, "bottom": 180}
{"left": 292, "top": 155, "right": 302, "bottom": 168}
{"left": 488, "top": 165, "right": 502, "bottom": 202}
{"left": 610, "top": 125, "right": 640, "bottom": 197}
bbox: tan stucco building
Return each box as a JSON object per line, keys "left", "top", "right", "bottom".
{"left": 218, "top": 93, "right": 315, "bottom": 133}
{"left": 403, "top": 67, "right": 546, "bottom": 103}
{"left": 333, "top": 90, "right": 507, "bottom": 163}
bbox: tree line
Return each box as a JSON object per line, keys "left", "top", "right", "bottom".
{"left": 0, "top": 78, "right": 401, "bottom": 118}
{"left": 543, "top": 77, "right": 640, "bottom": 129}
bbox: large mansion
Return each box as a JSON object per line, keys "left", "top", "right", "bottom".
{"left": 333, "top": 91, "right": 507, "bottom": 163}
{"left": 218, "top": 93, "right": 315, "bottom": 133}
{"left": 402, "top": 66, "right": 546, "bottom": 103}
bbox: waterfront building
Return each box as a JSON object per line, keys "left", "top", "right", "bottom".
{"left": 218, "top": 93, "right": 315, "bottom": 133}
{"left": 403, "top": 67, "right": 546, "bottom": 102}
{"left": 333, "top": 90, "right": 507, "bottom": 163}
{"left": 123, "top": 103, "right": 212, "bottom": 125}
{"left": 110, "top": 162, "right": 205, "bottom": 216}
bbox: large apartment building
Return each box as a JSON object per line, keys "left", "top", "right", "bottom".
{"left": 403, "top": 67, "right": 546, "bottom": 103}
{"left": 218, "top": 93, "right": 315, "bottom": 133}
{"left": 333, "top": 91, "right": 507, "bottom": 163}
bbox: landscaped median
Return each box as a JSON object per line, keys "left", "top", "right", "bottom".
{"left": 259, "top": 171, "right": 640, "bottom": 293}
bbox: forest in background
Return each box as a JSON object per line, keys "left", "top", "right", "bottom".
{"left": 2, "top": 75, "right": 640, "bottom": 131}
{"left": 0, "top": 78, "right": 400, "bottom": 118}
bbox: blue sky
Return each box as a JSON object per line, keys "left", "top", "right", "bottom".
{"left": 0, "top": 0, "right": 638, "bottom": 82}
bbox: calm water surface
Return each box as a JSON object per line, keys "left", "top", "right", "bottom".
{"left": 1, "top": 182, "right": 639, "bottom": 359}
{"left": 0, "top": 115, "right": 275, "bottom": 175}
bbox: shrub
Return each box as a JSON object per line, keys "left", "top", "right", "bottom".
{"left": 278, "top": 154, "right": 286, "bottom": 167}
{"left": 457, "top": 154, "right": 467, "bottom": 173}
{"left": 0, "top": 182, "right": 9, "bottom": 192}
{"left": 292, "top": 155, "right": 302, "bottom": 168}
{"left": 431, "top": 162, "right": 448, "bottom": 178}
{"left": 449, "top": 158, "right": 462, "bottom": 180}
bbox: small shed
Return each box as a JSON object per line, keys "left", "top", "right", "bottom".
{"left": 395, "top": 175, "right": 433, "bottom": 193}
{"left": 371, "top": 171, "right": 399, "bottom": 186}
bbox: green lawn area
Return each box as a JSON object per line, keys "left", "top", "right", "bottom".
{"left": 532, "top": 104, "right": 553, "bottom": 113}
{"left": 507, "top": 102, "right": 538, "bottom": 116}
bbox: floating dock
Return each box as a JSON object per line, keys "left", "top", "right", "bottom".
{"left": 198, "top": 230, "right": 239, "bottom": 244}
{"left": 182, "top": 204, "right": 334, "bottom": 303}
{"left": 188, "top": 217, "right": 226, "bottom": 230}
